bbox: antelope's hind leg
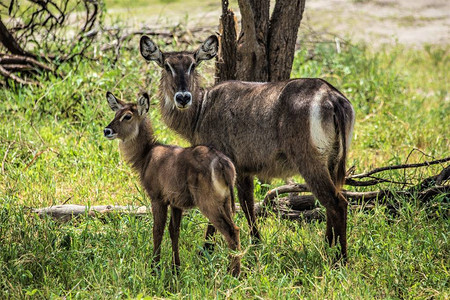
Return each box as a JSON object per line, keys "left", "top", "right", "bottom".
{"left": 197, "top": 201, "right": 241, "bottom": 277}
{"left": 299, "top": 162, "right": 348, "bottom": 261}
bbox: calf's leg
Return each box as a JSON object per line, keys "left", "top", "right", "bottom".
{"left": 151, "top": 201, "right": 168, "bottom": 269}
{"left": 197, "top": 202, "right": 241, "bottom": 277}
{"left": 169, "top": 207, "right": 182, "bottom": 270}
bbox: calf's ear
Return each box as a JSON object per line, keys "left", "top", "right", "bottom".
{"left": 106, "top": 91, "right": 124, "bottom": 112}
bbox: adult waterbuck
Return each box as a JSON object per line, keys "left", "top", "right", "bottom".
{"left": 139, "top": 35, "right": 355, "bottom": 260}
{"left": 104, "top": 92, "right": 241, "bottom": 276}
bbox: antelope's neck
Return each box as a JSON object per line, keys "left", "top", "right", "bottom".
{"left": 119, "top": 119, "right": 156, "bottom": 174}
{"left": 160, "top": 86, "right": 206, "bottom": 143}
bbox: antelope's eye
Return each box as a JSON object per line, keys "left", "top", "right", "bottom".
{"left": 123, "top": 114, "right": 132, "bottom": 121}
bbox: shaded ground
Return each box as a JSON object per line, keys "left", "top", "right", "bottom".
{"left": 105, "top": 0, "right": 449, "bottom": 46}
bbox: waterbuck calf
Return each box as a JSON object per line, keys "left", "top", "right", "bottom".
{"left": 140, "top": 35, "right": 355, "bottom": 260}
{"left": 103, "top": 92, "right": 241, "bottom": 276}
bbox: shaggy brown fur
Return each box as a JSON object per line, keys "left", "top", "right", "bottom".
{"left": 103, "top": 92, "right": 241, "bottom": 276}
{"left": 140, "top": 35, "right": 355, "bottom": 260}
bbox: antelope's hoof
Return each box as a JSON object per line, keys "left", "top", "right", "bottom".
{"left": 228, "top": 264, "right": 241, "bottom": 278}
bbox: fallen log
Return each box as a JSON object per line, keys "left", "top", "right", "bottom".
{"left": 30, "top": 157, "right": 449, "bottom": 222}
{"left": 31, "top": 203, "right": 327, "bottom": 222}
{"left": 264, "top": 160, "right": 449, "bottom": 204}
{"left": 32, "top": 204, "right": 149, "bottom": 222}
{"left": 32, "top": 201, "right": 376, "bottom": 223}
{"left": 32, "top": 185, "right": 448, "bottom": 222}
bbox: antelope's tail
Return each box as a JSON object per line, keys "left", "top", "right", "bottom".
{"left": 334, "top": 96, "right": 355, "bottom": 190}
{"left": 213, "top": 148, "right": 237, "bottom": 213}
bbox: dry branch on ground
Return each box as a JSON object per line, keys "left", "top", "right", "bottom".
{"left": 32, "top": 205, "right": 150, "bottom": 222}
{"left": 31, "top": 157, "right": 450, "bottom": 222}
{"left": 0, "top": 0, "right": 101, "bottom": 85}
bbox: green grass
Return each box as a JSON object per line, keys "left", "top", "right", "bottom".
{"left": 1, "top": 31, "right": 449, "bottom": 298}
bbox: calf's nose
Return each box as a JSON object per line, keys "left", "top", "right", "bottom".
{"left": 104, "top": 128, "right": 113, "bottom": 137}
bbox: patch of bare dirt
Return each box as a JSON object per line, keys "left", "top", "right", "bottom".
{"left": 106, "top": 0, "right": 449, "bottom": 47}
{"left": 303, "top": 0, "right": 449, "bottom": 46}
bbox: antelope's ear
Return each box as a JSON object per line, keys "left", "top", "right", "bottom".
{"left": 137, "top": 93, "right": 150, "bottom": 116}
{"left": 140, "top": 35, "right": 164, "bottom": 67}
{"left": 194, "top": 35, "right": 218, "bottom": 63}
{"left": 106, "top": 91, "right": 124, "bottom": 112}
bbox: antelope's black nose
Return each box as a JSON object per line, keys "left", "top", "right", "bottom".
{"left": 104, "top": 128, "right": 113, "bottom": 137}
{"left": 174, "top": 91, "right": 192, "bottom": 107}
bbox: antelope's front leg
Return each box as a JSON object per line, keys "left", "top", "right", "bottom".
{"left": 236, "top": 174, "right": 261, "bottom": 243}
{"left": 151, "top": 201, "right": 168, "bottom": 270}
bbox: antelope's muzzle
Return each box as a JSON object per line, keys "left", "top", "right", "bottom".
{"left": 174, "top": 91, "right": 192, "bottom": 109}
{"left": 104, "top": 127, "right": 117, "bottom": 140}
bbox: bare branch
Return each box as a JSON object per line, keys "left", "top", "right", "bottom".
{"left": 254, "top": 156, "right": 450, "bottom": 219}
{"left": 0, "top": 19, "right": 35, "bottom": 57}
{"left": 263, "top": 183, "right": 309, "bottom": 208}
{"left": 349, "top": 156, "right": 450, "bottom": 179}
{"left": 0, "top": 64, "right": 38, "bottom": 85}
{"left": 0, "top": 54, "right": 53, "bottom": 71}
{"left": 345, "top": 177, "right": 408, "bottom": 187}
{"left": 1, "top": 0, "right": 103, "bottom": 84}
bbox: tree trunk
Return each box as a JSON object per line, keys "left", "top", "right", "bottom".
{"left": 217, "top": 0, "right": 306, "bottom": 83}
{"left": 268, "top": 0, "right": 306, "bottom": 81}
{"left": 236, "top": 0, "right": 270, "bottom": 82}
{"left": 215, "top": 0, "right": 238, "bottom": 83}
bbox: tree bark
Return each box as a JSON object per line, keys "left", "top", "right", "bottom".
{"left": 215, "top": 0, "right": 237, "bottom": 83}
{"left": 217, "top": 0, "right": 306, "bottom": 83}
{"left": 268, "top": 0, "right": 306, "bottom": 81}
{"left": 236, "top": 0, "right": 270, "bottom": 81}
